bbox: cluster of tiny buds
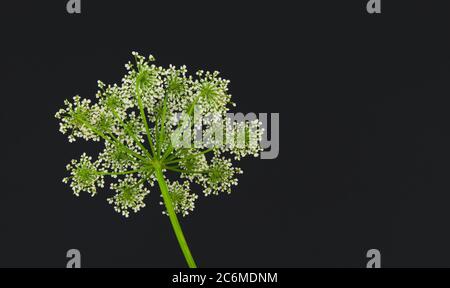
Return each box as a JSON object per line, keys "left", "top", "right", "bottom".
{"left": 107, "top": 176, "right": 150, "bottom": 218}
{"left": 160, "top": 181, "right": 198, "bottom": 217}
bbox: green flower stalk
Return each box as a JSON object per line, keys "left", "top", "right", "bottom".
{"left": 55, "top": 52, "right": 264, "bottom": 268}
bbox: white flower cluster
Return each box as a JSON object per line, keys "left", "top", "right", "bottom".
{"left": 63, "top": 153, "right": 105, "bottom": 196}
{"left": 98, "top": 141, "right": 140, "bottom": 173}
{"left": 161, "top": 181, "right": 198, "bottom": 217}
{"left": 228, "top": 119, "right": 264, "bottom": 159}
{"left": 107, "top": 176, "right": 150, "bottom": 218}
{"left": 178, "top": 152, "right": 209, "bottom": 181}
{"left": 55, "top": 96, "right": 100, "bottom": 143}
{"left": 96, "top": 80, "right": 135, "bottom": 114}
{"left": 56, "top": 52, "right": 263, "bottom": 218}
{"left": 197, "top": 156, "right": 243, "bottom": 196}
{"left": 194, "top": 70, "right": 233, "bottom": 115}
{"left": 202, "top": 117, "right": 265, "bottom": 160}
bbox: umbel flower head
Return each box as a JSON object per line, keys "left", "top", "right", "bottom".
{"left": 55, "top": 52, "right": 264, "bottom": 268}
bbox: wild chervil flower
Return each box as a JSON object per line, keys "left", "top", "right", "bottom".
{"left": 55, "top": 52, "right": 264, "bottom": 268}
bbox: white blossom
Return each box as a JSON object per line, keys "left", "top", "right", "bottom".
{"left": 63, "top": 153, "right": 104, "bottom": 196}
{"left": 160, "top": 181, "right": 198, "bottom": 217}
{"left": 56, "top": 52, "right": 263, "bottom": 218}
{"left": 107, "top": 176, "right": 150, "bottom": 218}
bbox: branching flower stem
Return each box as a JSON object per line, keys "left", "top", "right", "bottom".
{"left": 110, "top": 108, "right": 153, "bottom": 159}
{"left": 133, "top": 86, "right": 198, "bottom": 267}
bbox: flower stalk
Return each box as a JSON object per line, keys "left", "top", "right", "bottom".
{"left": 154, "top": 164, "right": 197, "bottom": 268}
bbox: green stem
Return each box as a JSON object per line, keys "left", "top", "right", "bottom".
{"left": 164, "top": 166, "right": 208, "bottom": 175}
{"left": 154, "top": 166, "right": 197, "bottom": 268}
{"left": 135, "top": 83, "right": 157, "bottom": 157}
{"left": 97, "top": 169, "right": 142, "bottom": 176}
{"left": 164, "top": 148, "right": 213, "bottom": 165}
{"left": 164, "top": 148, "right": 186, "bottom": 162}
{"left": 110, "top": 109, "right": 153, "bottom": 159}
{"left": 157, "top": 94, "right": 168, "bottom": 158}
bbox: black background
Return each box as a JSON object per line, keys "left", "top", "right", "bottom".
{"left": 1, "top": 0, "right": 450, "bottom": 268}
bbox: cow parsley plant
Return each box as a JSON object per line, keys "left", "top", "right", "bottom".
{"left": 55, "top": 52, "right": 263, "bottom": 268}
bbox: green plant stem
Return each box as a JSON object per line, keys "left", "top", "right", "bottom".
{"left": 135, "top": 84, "right": 157, "bottom": 157}
{"left": 164, "top": 148, "right": 214, "bottom": 165}
{"left": 154, "top": 166, "right": 197, "bottom": 268}
{"left": 157, "top": 94, "right": 168, "bottom": 158}
{"left": 164, "top": 166, "right": 208, "bottom": 175}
